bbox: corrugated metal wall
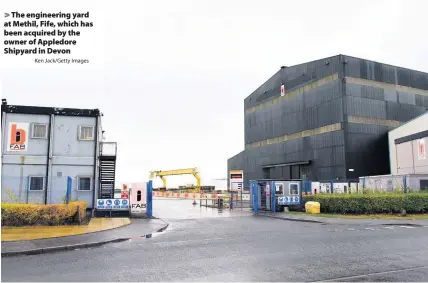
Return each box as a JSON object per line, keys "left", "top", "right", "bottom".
{"left": 229, "top": 55, "right": 428, "bottom": 183}
{"left": 343, "top": 55, "right": 428, "bottom": 179}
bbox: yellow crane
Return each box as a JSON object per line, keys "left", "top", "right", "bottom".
{"left": 149, "top": 168, "right": 201, "bottom": 192}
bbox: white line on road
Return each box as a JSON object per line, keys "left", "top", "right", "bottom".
{"left": 399, "top": 225, "right": 416, "bottom": 228}
{"left": 315, "top": 265, "right": 428, "bottom": 282}
{"left": 363, "top": 228, "right": 376, "bottom": 230}
{"left": 382, "top": 226, "right": 394, "bottom": 229}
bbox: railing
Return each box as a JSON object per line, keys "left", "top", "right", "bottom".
{"left": 100, "top": 142, "right": 117, "bottom": 156}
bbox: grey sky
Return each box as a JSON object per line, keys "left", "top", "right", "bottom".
{"left": 1, "top": 0, "right": 427, "bottom": 188}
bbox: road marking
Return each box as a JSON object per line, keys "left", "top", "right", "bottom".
{"left": 315, "top": 265, "right": 428, "bottom": 282}
{"left": 381, "top": 226, "right": 394, "bottom": 229}
{"left": 347, "top": 228, "right": 356, "bottom": 231}
{"left": 399, "top": 225, "right": 416, "bottom": 229}
{"left": 363, "top": 228, "right": 376, "bottom": 230}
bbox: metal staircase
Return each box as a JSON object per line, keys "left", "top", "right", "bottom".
{"left": 99, "top": 142, "right": 117, "bottom": 199}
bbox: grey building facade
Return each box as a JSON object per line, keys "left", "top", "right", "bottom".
{"left": 228, "top": 55, "right": 428, "bottom": 187}
{"left": 1, "top": 100, "right": 115, "bottom": 209}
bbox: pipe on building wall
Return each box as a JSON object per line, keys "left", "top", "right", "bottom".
{"left": 92, "top": 114, "right": 99, "bottom": 209}
{"left": 44, "top": 114, "right": 53, "bottom": 204}
{"left": 1, "top": 111, "right": 6, "bottom": 154}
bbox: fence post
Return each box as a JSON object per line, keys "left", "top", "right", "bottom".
{"left": 77, "top": 205, "right": 81, "bottom": 225}
{"left": 146, "top": 180, "right": 153, "bottom": 217}
{"left": 252, "top": 181, "right": 258, "bottom": 213}
{"left": 26, "top": 176, "right": 30, "bottom": 204}
{"left": 240, "top": 189, "right": 243, "bottom": 210}
{"left": 272, "top": 181, "right": 276, "bottom": 213}
{"left": 66, "top": 177, "right": 72, "bottom": 204}
{"left": 403, "top": 175, "right": 407, "bottom": 193}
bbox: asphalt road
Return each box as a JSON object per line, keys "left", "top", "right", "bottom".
{"left": 2, "top": 200, "right": 428, "bottom": 282}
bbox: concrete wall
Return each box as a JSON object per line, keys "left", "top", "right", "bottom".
{"left": 388, "top": 113, "right": 428, "bottom": 175}
{"left": 2, "top": 112, "right": 100, "bottom": 207}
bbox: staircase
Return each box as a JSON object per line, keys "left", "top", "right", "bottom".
{"left": 99, "top": 142, "right": 117, "bottom": 199}
{"left": 99, "top": 157, "right": 116, "bottom": 198}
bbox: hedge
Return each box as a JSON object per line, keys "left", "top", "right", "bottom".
{"left": 303, "top": 193, "right": 428, "bottom": 214}
{"left": 1, "top": 201, "right": 87, "bottom": 226}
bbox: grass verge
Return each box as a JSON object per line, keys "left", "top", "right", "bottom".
{"left": 287, "top": 211, "right": 428, "bottom": 220}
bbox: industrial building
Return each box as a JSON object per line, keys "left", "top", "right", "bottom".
{"left": 1, "top": 99, "right": 117, "bottom": 209}
{"left": 228, "top": 55, "right": 428, "bottom": 188}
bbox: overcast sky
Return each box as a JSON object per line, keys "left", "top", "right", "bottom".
{"left": 1, "top": 0, "right": 428, "bottom": 188}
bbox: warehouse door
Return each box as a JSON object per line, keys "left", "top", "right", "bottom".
{"left": 291, "top": 165, "right": 300, "bottom": 179}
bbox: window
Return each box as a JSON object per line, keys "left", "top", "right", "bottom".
{"left": 289, "top": 183, "right": 299, "bottom": 195}
{"left": 31, "top": 124, "right": 48, "bottom": 139}
{"left": 275, "top": 183, "right": 283, "bottom": 193}
{"left": 79, "top": 126, "right": 94, "bottom": 140}
{"left": 421, "top": 180, "right": 428, "bottom": 191}
{"left": 77, "top": 177, "right": 91, "bottom": 191}
{"left": 29, "top": 176, "right": 44, "bottom": 191}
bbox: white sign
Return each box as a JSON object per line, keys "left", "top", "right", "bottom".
{"left": 418, "top": 138, "right": 426, "bottom": 160}
{"left": 96, "top": 199, "right": 129, "bottom": 210}
{"left": 280, "top": 84, "right": 285, "bottom": 96}
{"left": 130, "top": 183, "right": 147, "bottom": 213}
{"left": 7, "top": 122, "right": 29, "bottom": 151}
{"left": 278, "top": 196, "right": 300, "bottom": 205}
{"left": 230, "top": 170, "right": 244, "bottom": 191}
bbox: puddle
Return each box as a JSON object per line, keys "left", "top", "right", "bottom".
{"left": 127, "top": 230, "right": 167, "bottom": 242}
{"left": 142, "top": 231, "right": 163, "bottom": 238}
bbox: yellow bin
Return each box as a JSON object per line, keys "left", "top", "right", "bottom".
{"left": 305, "top": 201, "right": 320, "bottom": 214}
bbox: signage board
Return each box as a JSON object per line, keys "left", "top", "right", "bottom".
{"left": 229, "top": 169, "right": 244, "bottom": 191}
{"left": 280, "top": 84, "right": 285, "bottom": 97}
{"left": 121, "top": 183, "right": 129, "bottom": 199}
{"left": 7, "top": 122, "right": 29, "bottom": 151}
{"left": 96, "top": 199, "right": 129, "bottom": 210}
{"left": 278, "top": 196, "right": 300, "bottom": 205}
{"left": 130, "top": 183, "right": 147, "bottom": 213}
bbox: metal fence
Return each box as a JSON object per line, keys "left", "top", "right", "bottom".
{"left": 358, "top": 174, "right": 428, "bottom": 192}
{"left": 1, "top": 175, "right": 95, "bottom": 205}
{"left": 311, "top": 174, "right": 428, "bottom": 194}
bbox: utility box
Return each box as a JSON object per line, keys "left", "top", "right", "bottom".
{"left": 305, "top": 201, "right": 320, "bottom": 214}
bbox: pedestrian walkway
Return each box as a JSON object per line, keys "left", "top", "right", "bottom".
{"left": 1, "top": 218, "right": 167, "bottom": 256}
{"left": 2, "top": 218, "right": 131, "bottom": 242}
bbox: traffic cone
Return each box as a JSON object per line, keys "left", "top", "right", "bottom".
{"left": 192, "top": 198, "right": 197, "bottom": 205}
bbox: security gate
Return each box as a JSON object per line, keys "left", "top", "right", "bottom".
{"left": 251, "top": 179, "right": 303, "bottom": 213}
{"left": 229, "top": 191, "right": 252, "bottom": 210}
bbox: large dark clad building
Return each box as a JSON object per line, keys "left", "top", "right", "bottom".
{"left": 228, "top": 55, "right": 428, "bottom": 187}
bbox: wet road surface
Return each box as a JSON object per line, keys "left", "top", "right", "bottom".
{"left": 152, "top": 198, "right": 252, "bottom": 219}
{"left": 2, "top": 200, "right": 428, "bottom": 282}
